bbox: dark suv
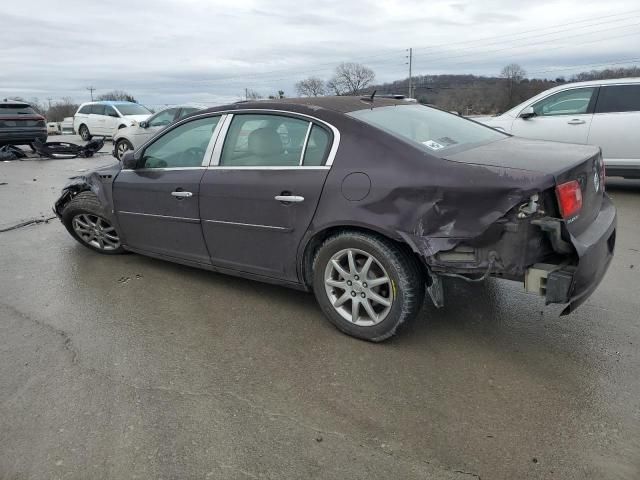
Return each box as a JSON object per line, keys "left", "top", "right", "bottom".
{"left": 0, "top": 100, "right": 47, "bottom": 149}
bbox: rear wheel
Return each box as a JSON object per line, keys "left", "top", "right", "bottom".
{"left": 61, "top": 192, "right": 124, "bottom": 254}
{"left": 115, "top": 139, "right": 133, "bottom": 160}
{"left": 79, "top": 124, "right": 92, "bottom": 141}
{"left": 312, "top": 231, "right": 424, "bottom": 342}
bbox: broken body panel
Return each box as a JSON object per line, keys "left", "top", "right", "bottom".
{"left": 54, "top": 98, "right": 616, "bottom": 315}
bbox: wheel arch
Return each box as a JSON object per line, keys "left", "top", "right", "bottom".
{"left": 299, "top": 222, "right": 427, "bottom": 288}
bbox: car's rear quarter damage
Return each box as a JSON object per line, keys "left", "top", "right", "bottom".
{"left": 303, "top": 108, "right": 615, "bottom": 315}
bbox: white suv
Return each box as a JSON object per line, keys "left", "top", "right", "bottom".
{"left": 73, "top": 101, "right": 152, "bottom": 141}
{"left": 478, "top": 78, "right": 640, "bottom": 178}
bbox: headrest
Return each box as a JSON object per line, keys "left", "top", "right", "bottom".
{"left": 248, "top": 128, "right": 283, "bottom": 156}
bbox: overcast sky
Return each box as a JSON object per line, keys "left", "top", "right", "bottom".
{"left": 2, "top": 0, "right": 639, "bottom": 107}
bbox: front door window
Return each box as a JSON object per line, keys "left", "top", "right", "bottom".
{"left": 141, "top": 116, "right": 220, "bottom": 168}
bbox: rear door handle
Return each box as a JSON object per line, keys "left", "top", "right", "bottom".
{"left": 567, "top": 119, "right": 586, "bottom": 125}
{"left": 171, "top": 191, "right": 193, "bottom": 198}
{"left": 275, "top": 195, "right": 304, "bottom": 203}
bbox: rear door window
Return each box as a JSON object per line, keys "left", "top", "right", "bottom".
{"left": 219, "top": 114, "right": 310, "bottom": 166}
{"left": 595, "top": 84, "right": 640, "bottom": 113}
{"left": 104, "top": 105, "right": 119, "bottom": 117}
{"left": 91, "top": 104, "right": 106, "bottom": 115}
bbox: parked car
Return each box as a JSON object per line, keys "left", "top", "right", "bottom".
{"left": 112, "top": 104, "right": 207, "bottom": 160}
{"left": 0, "top": 100, "right": 47, "bottom": 149}
{"left": 73, "top": 101, "right": 152, "bottom": 141}
{"left": 47, "top": 122, "right": 61, "bottom": 135}
{"left": 478, "top": 78, "right": 640, "bottom": 178}
{"left": 54, "top": 97, "right": 615, "bottom": 342}
{"left": 60, "top": 117, "right": 74, "bottom": 134}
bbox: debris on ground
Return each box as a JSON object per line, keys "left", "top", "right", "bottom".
{"left": 32, "top": 137, "right": 105, "bottom": 159}
{"left": 0, "top": 215, "right": 56, "bottom": 233}
{"left": 0, "top": 145, "right": 27, "bottom": 161}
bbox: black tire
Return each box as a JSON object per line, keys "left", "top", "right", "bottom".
{"left": 79, "top": 124, "right": 92, "bottom": 141}
{"left": 61, "top": 191, "right": 125, "bottom": 255}
{"left": 115, "top": 139, "right": 133, "bottom": 160}
{"left": 312, "top": 231, "right": 424, "bottom": 342}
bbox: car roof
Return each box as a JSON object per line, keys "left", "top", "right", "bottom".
{"left": 200, "top": 96, "right": 409, "bottom": 117}
{"left": 80, "top": 101, "right": 139, "bottom": 106}
{"left": 0, "top": 99, "right": 30, "bottom": 106}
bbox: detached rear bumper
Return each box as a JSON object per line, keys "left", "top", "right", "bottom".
{"left": 558, "top": 194, "right": 616, "bottom": 314}
{"left": 530, "top": 195, "right": 616, "bottom": 313}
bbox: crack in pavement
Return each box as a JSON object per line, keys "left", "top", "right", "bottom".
{"left": 0, "top": 215, "right": 57, "bottom": 233}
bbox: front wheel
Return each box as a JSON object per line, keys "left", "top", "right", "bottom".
{"left": 79, "top": 124, "right": 92, "bottom": 141}
{"left": 115, "top": 139, "right": 133, "bottom": 160}
{"left": 61, "top": 192, "right": 125, "bottom": 254}
{"left": 312, "top": 231, "right": 424, "bottom": 342}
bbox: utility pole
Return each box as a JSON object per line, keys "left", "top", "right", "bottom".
{"left": 406, "top": 48, "right": 413, "bottom": 98}
{"left": 245, "top": 88, "right": 248, "bottom": 101}
{"left": 86, "top": 86, "right": 96, "bottom": 101}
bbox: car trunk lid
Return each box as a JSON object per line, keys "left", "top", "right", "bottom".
{"left": 445, "top": 136, "right": 605, "bottom": 237}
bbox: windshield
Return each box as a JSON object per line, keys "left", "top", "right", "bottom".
{"left": 348, "top": 104, "right": 506, "bottom": 155}
{"left": 115, "top": 104, "right": 151, "bottom": 116}
{"left": 0, "top": 104, "right": 37, "bottom": 115}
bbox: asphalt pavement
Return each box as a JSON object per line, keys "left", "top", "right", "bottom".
{"left": 1, "top": 150, "right": 639, "bottom": 479}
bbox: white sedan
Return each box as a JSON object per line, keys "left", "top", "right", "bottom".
{"left": 478, "top": 77, "right": 640, "bottom": 178}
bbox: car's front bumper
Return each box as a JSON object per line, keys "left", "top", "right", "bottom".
{"left": 545, "top": 194, "right": 616, "bottom": 314}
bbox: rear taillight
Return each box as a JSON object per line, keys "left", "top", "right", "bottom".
{"left": 556, "top": 180, "right": 582, "bottom": 219}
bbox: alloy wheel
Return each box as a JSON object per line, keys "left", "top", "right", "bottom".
{"left": 116, "top": 141, "right": 130, "bottom": 159}
{"left": 324, "top": 248, "right": 393, "bottom": 326}
{"left": 72, "top": 214, "right": 121, "bottom": 251}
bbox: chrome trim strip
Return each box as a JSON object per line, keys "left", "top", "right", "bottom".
{"left": 206, "top": 166, "right": 329, "bottom": 171}
{"left": 299, "top": 122, "right": 312, "bottom": 166}
{"left": 210, "top": 114, "right": 233, "bottom": 166}
{"left": 121, "top": 167, "right": 205, "bottom": 172}
{"left": 202, "top": 114, "right": 227, "bottom": 167}
{"left": 118, "top": 211, "right": 200, "bottom": 223}
{"left": 203, "top": 219, "right": 291, "bottom": 232}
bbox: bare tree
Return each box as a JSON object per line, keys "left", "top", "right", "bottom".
{"left": 96, "top": 90, "right": 138, "bottom": 102}
{"left": 245, "top": 89, "right": 263, "bottom": 100}
{"left": 328, "top": 63, "right": 375, "bottom": 95}
{"left": 501, "top": 63, "right": 526, "bottom": 108}
{"left": 46, "top": 97, "right": 79, "bottom": 122}
{"left": 295, "top": 77, "right": 326, "bottom": 97}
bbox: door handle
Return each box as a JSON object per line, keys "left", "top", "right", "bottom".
{"left": 171, "top": 191, "right": 193, "bottom": 198}
{"left": 567, "top": 119, "right": 586, "bottom": 125}
{"left": 275, "top": 195, "right": 304, "bottom": 203}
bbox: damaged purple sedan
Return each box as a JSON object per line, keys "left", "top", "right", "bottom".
{"left": 54, "top": 97, "right": 616, "bottom": 341}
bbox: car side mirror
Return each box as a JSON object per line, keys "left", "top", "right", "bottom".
{"left": 121, "top": 151, "right": 138, "bottom": 169}
{"left": 139, "top": 121, "right": 149, "bottom": 129}
{"left": 520, "top": 106, "right": 536, "bottom": 119}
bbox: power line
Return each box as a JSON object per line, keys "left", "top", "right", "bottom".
{"left": 180, "top": 9, "right": 640, "bottom": 85}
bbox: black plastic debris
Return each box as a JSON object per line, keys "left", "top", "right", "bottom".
{"left": 32, "top": 137, "right": 105, "bottom": 159}
{"left": 0, "top": 145, "right": 27, "bottom": 161}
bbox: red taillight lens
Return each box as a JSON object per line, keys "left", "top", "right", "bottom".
{"left": 556, "top": 180, "right": 582, "bottom": 219}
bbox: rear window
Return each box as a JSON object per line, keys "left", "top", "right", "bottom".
{"left": 595, "top": 84, "right": 640, "bottom": 113}
{"left": 0, "top": 104, "right": 36, "bottom": 115}
{"left": 348, "top": 104, "right": 506, "bottom": 155}
{"left": 115, "top": 104, "right": 151, "bottom": 116}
